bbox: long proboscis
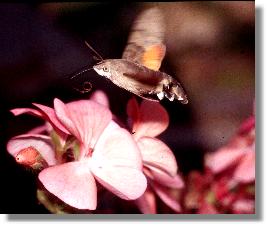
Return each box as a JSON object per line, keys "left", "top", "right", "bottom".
{"left": 68, "top": 67, "right": 94, "bottom": 80}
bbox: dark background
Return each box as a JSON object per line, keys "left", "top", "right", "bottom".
{"left": 0, "top": 2, "right": 254, "bottom": 213}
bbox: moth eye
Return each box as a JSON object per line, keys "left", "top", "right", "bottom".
{"left": 103, "top": 67, "right": 109, "bottom": 72}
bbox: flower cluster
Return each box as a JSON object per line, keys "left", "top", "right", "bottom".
{"left": 6, "top": 90, "right": 255, "bottom": 214}
{"left": 184, "top": 111, "right": 255, "bottom": 214}
{"left": 7, "top": 90, "right": 184, "bottom": 213}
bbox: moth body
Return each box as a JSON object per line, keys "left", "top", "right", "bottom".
{"left": 86, "top": 7, "right": 188, "bottom": 104}
{"left": 93, "top": 59, "right": 188, "bottom": 103}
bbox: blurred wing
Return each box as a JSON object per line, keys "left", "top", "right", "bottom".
{"left": 122, "top": 7, "right": 166, "bottom": 71}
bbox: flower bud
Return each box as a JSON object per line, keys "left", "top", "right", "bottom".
{"left": 15, "top": 146, "right": 48, "bottom": 170}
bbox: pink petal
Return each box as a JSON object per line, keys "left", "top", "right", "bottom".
{"left": 238, "top": 116, "right": 255, "bottom": 135}
{"left": 137, "top": 137, "right": 178, "bottom": 176}
{"left": 135, "top": 188, "right": 156, "bottom": 214}
{"left": 54, "top": 98, "right": 112, "bottom": 157}
{"left": 53, "top": 99, "right": 82, "bottom": 142}
{"left": 91, "top": 122, "right": 147, "bottom": 200}
{"left": 198, "top": 202, "right": 218, "bottom": 214}
{"left": 134, "top": 100, "right": 169, "bottom": 139}
{"left": 39, "top": 161, "right": 97, "bottom": 210}
{"left": 90, "top": 90, "right": 109, "bottom": 108}
{"left": 7, "top": 134, "right": 57, "bottom": 166}
{"left": 233, "top": 150, "right": 255, "bottom": 183}
{"left": 126, "top": 97, "right": 140, "bottom": 133}
{"left": 152, "top": 182, "right": 182, "bottom": 212}
{"left": 205, "top": 147, "right": 246, "bottom": 173}
{"left": 91, "top": 165, "right": 147, "bottom": 200}
{"left": 232, "top": 199, "right": 255, "bottom": 213}
{"left": 26, "top": 125, "right": 48, "bottom": 134}
{"left": 148, "top": 167, "right": 184, "bottom": 189}
{"left": 92, "top": 121, "right": 142, "bottom": 168}
{"left": 10, "top": 108, "right": 43, "bottom": 117}
{"left": 33, "top": 103, "right": 71, "bottom": 135}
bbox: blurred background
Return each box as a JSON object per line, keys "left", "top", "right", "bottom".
{"left": 0, "top": 2, "right": 254, "bottom": 213}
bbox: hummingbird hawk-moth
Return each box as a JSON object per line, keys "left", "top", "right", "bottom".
{"left": 85, "top": 7, "right": 188, "bottom": 104}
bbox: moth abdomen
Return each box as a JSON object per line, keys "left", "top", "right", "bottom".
{"left": 164, "top": 77, "right": 188, "bottom": 104}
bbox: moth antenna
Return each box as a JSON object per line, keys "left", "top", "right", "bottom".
{"left": 84, "top": 41, "right": 104, "bottom": 61}
{"left": 93, "top": 56, "right": 101, "bottom": 62}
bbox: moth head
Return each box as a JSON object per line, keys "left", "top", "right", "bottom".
{"left": 93, "top": 61, "right": 112, "bottom": 78}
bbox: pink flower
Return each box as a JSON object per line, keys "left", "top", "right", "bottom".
{"left": 89, "top": 89, "right": 110, "bottom": 108}
{"left": 183, "top": 113, "right": 255, "bottom": 214}
{"left": 184, "top": 170, "right": 217, "bottom": 214}
{"left": 205, "top": 115, "right": 255, "bottom": 184}
{"left": 7, "top": 93, "right": 147, "bottom": 210}
{"left": 127, "top": 97, "right": 184, "bottom": 213}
